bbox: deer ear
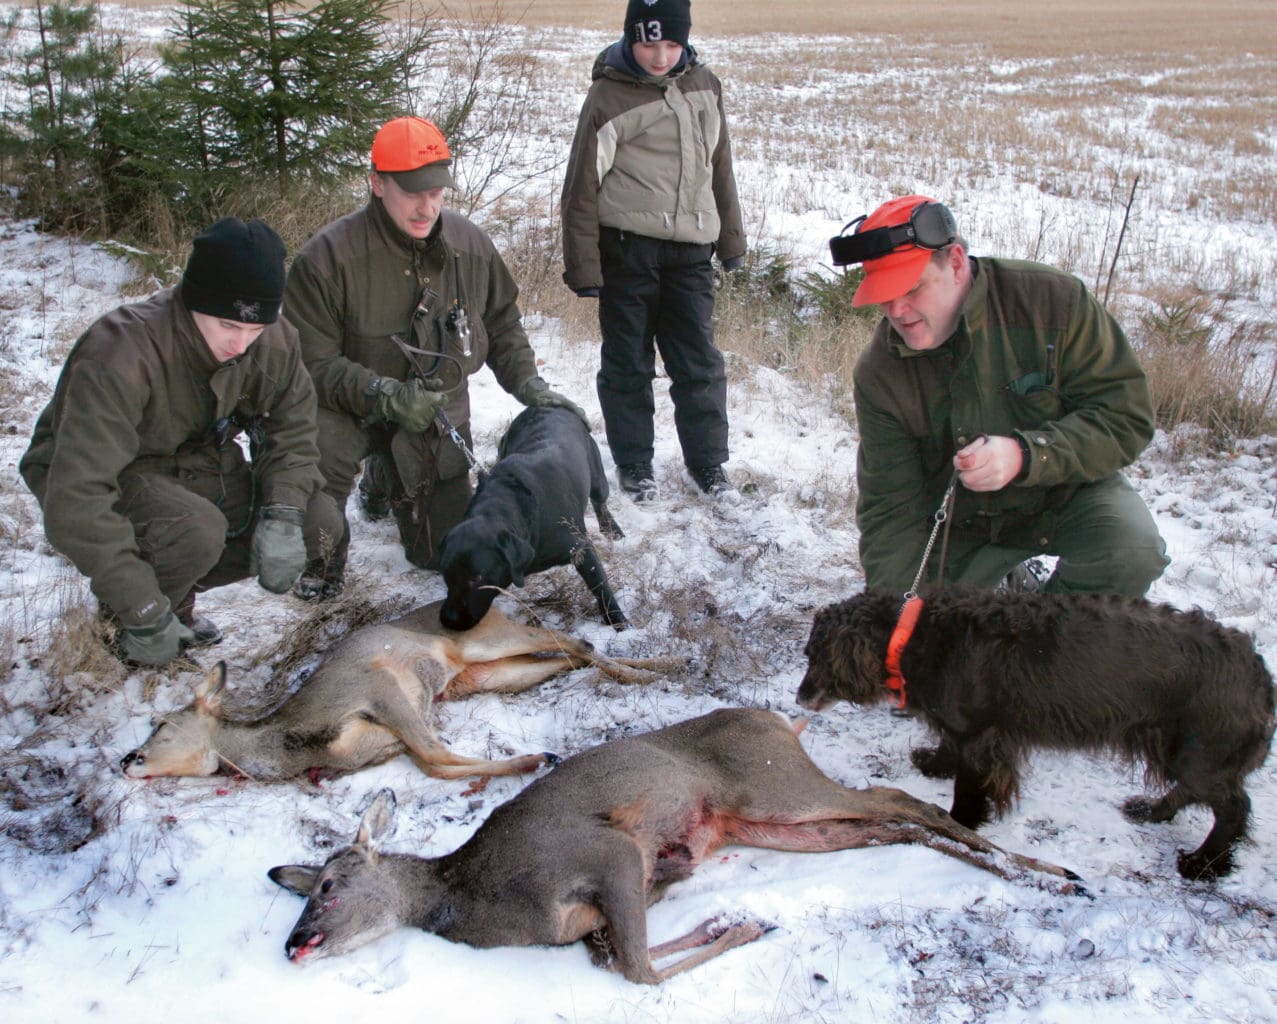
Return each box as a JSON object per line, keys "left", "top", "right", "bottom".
{"left": 195, "top": 661, "right": 228, "bottom": 715}
{"left": 355, "top": 788, "right": 398, "bottom": 851}
{"left": 268, "top": 864, "right": 320, "bottom": 896}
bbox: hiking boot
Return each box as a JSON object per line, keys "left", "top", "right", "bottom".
{"left": 617, "top": 462, "right": 658, "bottom": 502}
{"left": 999, "top": 557, "right": 1048, "bottom": 594}
{"left": 292, "top": 572, "right": 343, "bottom": 602}
{"left": 688, "top": 464, "right": 736, "bottom": 497}
{"left": 357, "top": 452, "right": 393, "bottom": 521}
{"left": 174, "top": 593, "right": 222, "bottom": 647}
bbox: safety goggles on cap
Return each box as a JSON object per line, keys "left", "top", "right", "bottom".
{"left": 829, "top": 201, "right": 957, "bottom": 267}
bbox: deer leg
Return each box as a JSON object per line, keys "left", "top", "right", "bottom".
{"left": 587, "top": 837, "right": 663, "bottom": 985}
{"left": 449, "top": 652, "right": 688, "bottom": 694}
{"left": 591, "top": 655, "right": 690, "bottom": 685}
{"left": 368, "top": 692, "right": 552, "bottom": 780}
{"left": 447, "top": 654, "right": 584, "bottom": 697}
{"left": 649, "top": 920, "right": 770, "bottom": 982}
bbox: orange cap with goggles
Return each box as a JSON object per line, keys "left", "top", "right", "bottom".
{"left": 829, "top": 196, "right": 957, "bottom": 307}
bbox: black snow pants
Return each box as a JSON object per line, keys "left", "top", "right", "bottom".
{"left": 595, "top": 227, "right": 729, "bottom": 470}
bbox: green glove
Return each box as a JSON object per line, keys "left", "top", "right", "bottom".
{"left": 251, "top": 504, "right": 307, "bottom": 593}
{"left": 516, "top": 376, "right": 589, "bottom": 426}
{"left": 369, "top": 376, "right": 447, "bottom": 434}
{"left": 120, "top": 610, "right": 197, "bottom": 666}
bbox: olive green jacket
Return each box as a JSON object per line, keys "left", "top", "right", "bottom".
{"left": 284, "top": 199, "right": 538, "bottom": 431}
{"left": 561, "top": 43, "right": 746, "bottom": 292}
{"left": 853, "top": 257, "right": 1155, "bottom": 592}
{"left": 20, "top": 288, "right": 322, "bottom": 626}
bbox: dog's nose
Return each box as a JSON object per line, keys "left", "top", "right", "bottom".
{"left": 120, "top": 750, "right": 143, "bottom": 773}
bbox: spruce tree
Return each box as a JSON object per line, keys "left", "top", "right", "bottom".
{"left": 159, "top": 0, "right": 436, "bottom": 204}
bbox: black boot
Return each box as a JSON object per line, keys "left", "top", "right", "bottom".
{"left": 616, "top": 462, "right": 658, "bottom": 502}
{"left": 357, "top": 451, "right": 393, "bottom": 521}
{"left": 174, "top": 592, "right": 223, "bottom": 646}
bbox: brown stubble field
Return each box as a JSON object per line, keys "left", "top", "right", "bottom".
{"left": 468, "top": 0, "right": 1274, "bottom": 55}
{"left": 111, "top": 1, "right": 1277, "bottom": 56}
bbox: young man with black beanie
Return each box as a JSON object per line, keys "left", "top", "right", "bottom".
{"left": 562, "top": 0, "right": 746, "bottom": 501}
{"left": 21, "top": 218, "right": 336, "bottom": 666}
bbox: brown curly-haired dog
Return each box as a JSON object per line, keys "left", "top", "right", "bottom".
{"left": 796, "top": 587, "right": 1275, "bottom": 879}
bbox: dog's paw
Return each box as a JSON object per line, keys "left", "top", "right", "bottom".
{"left": 1176, "top": 846, "right": 1234, "bottom": 881}
{"left": 1120, "top": 796, "right": 1156, "bottom": 823}
{"left": 911, "top": 744, "right": 959, "bottom": 779}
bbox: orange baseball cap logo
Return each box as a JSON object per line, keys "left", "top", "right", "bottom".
{"left": 371, "top": 116, "right": 452, "bottom": 172}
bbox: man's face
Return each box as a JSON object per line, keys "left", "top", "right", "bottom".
{"left": 878, "top": 247, "right": 969, "bottom": 351}
{"left": 632, "top": 40, "right": 684, "bottom": 77}
{"left": 371, "top": 172, "right": 444, "bottom": 239}
{"left": 191, "top": 311, "right": 265, "bottom": 362}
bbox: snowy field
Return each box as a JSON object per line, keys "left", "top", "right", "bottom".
{"left": 1, "top": 5, "right": 1276, "bottom": 1024}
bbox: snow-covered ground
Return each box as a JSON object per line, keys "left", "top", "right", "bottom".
{"left": 2, "top": 8, "right": 1276, "bottom": 1024}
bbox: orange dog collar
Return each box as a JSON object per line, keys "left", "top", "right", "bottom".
{"left": 885, "top": 596, "right": 924, "bottom": 708}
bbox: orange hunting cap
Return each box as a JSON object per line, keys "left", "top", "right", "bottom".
{"left": 371, "top": 116, "right": 455, "bottom": 192}
{"left": 851, "top": 195, "right": 949, "bottom": 307}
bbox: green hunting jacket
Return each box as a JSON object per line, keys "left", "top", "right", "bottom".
{"left": 284, "top": 200, "right": 538, "bottom": 431}
{"left": 20, "top": 288, "right": 322, "bottom": 627}
{"left": 561, "top": 42, "right": 746, "bottom": 292}
{"left": 853, "top": 256, "right": 1155, "bottom": 593}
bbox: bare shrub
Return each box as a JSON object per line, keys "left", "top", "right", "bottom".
{"left": 38, "top": 601, "right": 129, "bottom": 710}
{"left": 1133, "top": 286, "right": 1277, "bottom": 442}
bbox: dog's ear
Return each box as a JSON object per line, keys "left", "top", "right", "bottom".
{"left": 497, "top": 529, "right": 535, "bottom": 587}
{"left": 827, "top": 595, "right": 890, "bottom": 702}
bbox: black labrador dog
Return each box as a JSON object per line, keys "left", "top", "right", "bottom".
{"left": 439, "top": 407, "right": 628, "bottom": 631}
{"left": 797, "top": 587, "right": 1275, "bottom": 880}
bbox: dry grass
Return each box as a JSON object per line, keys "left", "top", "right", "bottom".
{"left": 458, "top": 1, "right": 1275, "bottom": 57}
{"left": 1132, "top": 285, "right": 1277, "bottom": 443}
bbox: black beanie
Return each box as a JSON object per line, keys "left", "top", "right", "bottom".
{"left": 181, "top": 217, "right": 286, "bottom": 325}
{"left": 625, "top": 0, "right": 692, "bottom": 48}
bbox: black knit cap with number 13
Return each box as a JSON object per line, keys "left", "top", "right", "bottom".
{"left": 625, "top": 0, "right": 691, "bottom": 47}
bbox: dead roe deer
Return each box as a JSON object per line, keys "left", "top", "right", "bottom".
{"left": 269, "top": 708, "right": 1079, "bottom": 983}
{"left": 121, "top": 599, "right": 684, "bottom": 783}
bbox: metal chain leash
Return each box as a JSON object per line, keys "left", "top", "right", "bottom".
{"left": 435, "top": 409, "right": 488, "bottom": 479}
{"left": 905, "top": 474, "right": 958, "bottom": 601}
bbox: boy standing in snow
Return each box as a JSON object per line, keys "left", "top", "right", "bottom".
{"left": 562, "top": 0, "right": 745, "bottom": 500}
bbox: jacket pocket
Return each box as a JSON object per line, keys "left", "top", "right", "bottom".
{"left": 1001, "top": 379, "right": 1064, "bottom": 429}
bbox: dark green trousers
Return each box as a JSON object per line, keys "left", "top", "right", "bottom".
{"left": 304, "top": 408, "right": 473, "bottom": 574}
{"left": 938, "top": 472, "right": 1169, "bottom": 596}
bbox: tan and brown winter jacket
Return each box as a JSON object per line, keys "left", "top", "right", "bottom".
{"left": 284, "top": 199, "right": 538, "bottom": 432}
{"left": 20, "top": 287, "right": 323, "bottom": 626}
{"left": 561, "top": 43, "right": 746, "bottom": 292}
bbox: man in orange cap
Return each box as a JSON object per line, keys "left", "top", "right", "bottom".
{"left": 839, "top": 195, "right": 1168, "bottom": 598}
{"left": 285, "top": 116, "right": 586, "bottom": 597}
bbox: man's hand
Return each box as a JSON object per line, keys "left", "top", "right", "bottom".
{"left": 515, "top": 376, "right": 589, "bottom": 426}
{"left": 250, "top": 504, "right": 307, "bottom": 593}
{"left": 953, "top": 435, "right": 1024, "bottom": 492}
{"left": 370, "top": 376, "right": 447, "bottom": 433}
{"left": 120, "top": 611, "right": 197, "bottom": 665}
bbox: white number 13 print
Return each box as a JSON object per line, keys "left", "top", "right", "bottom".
{"left": 635, "top": 19, "right": 663, "bottom": 42}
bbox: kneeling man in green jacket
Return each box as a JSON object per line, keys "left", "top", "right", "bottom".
{"left": 21, "top": 218, "right": 334, "bottom": 665}
{"left": 842, "top": 194, "right": 1168, "bottom": 598}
